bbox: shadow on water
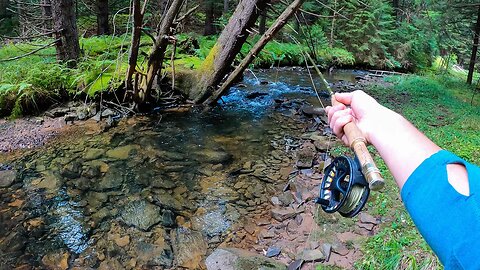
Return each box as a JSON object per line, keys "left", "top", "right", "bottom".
{"left": 0, "top": 68, "right": 363, "bottom": 268}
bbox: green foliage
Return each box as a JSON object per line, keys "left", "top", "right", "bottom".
{"left": 336, "top": 0, "right": 397, "bottom": 68}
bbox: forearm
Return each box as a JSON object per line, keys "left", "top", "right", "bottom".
{"left": 368, "top": 109, "right": 441, "bottom": 189}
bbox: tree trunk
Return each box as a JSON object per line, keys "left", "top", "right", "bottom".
{"left": 204, "top": 0, "right": 216, "bottom": 35}
{"left": 96, "top": 0, "right": 110, "bottom": 35}
{"left": 52, "top": 0, "right": 80, "bottom": 68}
{"left": 223, "top": 0, "right": 229, "bottom": 15}
{"left": 192, "top": 0, "right": 269, "bottom": 103}
{"left": 126, "top": 0, "right": 145, "bottom": 95}
{"left": 329, "top": 0, "right": 336, "bottom": 47}
{"left": 41, "top": 0, "right": 52, "bottom": 35}
{"left": 203, "top": 0, "right": 304, "bottom": 106}
{"left": 140, "top": 0, "right": 183, "bottom": 101}
{"left": 467, "top": 5, "right": 480, "bottom": 85}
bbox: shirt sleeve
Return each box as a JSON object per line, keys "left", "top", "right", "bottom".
{"left": 400, "top": 150, "right": 480, "bottom": 269}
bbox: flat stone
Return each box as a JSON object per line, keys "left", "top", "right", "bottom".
{"left": 172, "top": 228, "right": 208, "bottom": 269}
{"left": 195, "top": 149, "right": 232, "bottom": 164}
{"left": 266, "top": 246, "right": 281, "bottom": 257}
{"left": 271, "top": 208, "right": 297, "bottom": 222}
{"left": 83, "top": 148, "right": 105, "bottom": 161}
{"left": 42, "top": 251, "right": 69, "bottom": 270}
{"left": 287, "top": 259, "right": 303, "bottom": 270}
{"left": 0, "top": 169, "right": 16, "bottom": 187}
{"left": 358, "top": 212, "right": 378, "bottom": 224}
{"left": 121, "top": 200, "right": 162, "bottom": 231}
{"left": 296, "top": 249, "right": 325, "bottom": 262}
{"left": 106, "top": 145, "right": 138, "bottom": 160}
{"left": 206, "top": 248, "right": 287, "bottom": 270}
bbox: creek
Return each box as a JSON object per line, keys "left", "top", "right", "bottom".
{"left": 0, "top": 68, "right": 366, "bottom": 269}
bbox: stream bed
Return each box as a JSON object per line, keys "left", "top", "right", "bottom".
{"left": 0, "top": 68, "right": 370, "bottom": 269}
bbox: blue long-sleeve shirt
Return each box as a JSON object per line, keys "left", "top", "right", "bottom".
{"left": 401, "top": 150, "right": 480, "bottom": 269}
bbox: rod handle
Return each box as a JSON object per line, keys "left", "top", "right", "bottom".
{"left": 332, "top": 96, "right": 385, "bottom": 191}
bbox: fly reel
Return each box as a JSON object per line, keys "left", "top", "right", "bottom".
{"left": 315, "top": 155, "right": 370, "bottom": 218}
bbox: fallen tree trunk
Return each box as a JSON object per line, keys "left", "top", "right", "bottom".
{"left": 202, "top": 0, "right": 305, "bottom": 106}
{"left": 190, "top": 0, "right": 270, "bottom": 103}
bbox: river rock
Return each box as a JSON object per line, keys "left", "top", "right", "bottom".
{"left": 266, "top": 246, "right": 281, "bottom": 257}
{"left": 195, "top": 149, "right": 232, "bottom": 164}
{"left": 41, "top": 251, "right": 69, "bottom": 270}
{"left": 0, "top": 169, "right": 17, "bottom": 187}
{"left": 296, "top": 249, "right": 325, "bottom": 262}
{"left": 206, "top": 248, "right": 287, "bottom": 270}
{"left": 134, "top": 241, "right": 173, "bottom": 268}
{"left": 172, "top": 228, "right": 208, "bottom": 269}
{"left": 96, "top": 169, "right": 123, "bottom": 190}
{"left": 121, "top": 200, "right": 162, "bottom": 231}
{"left": 106, "top": 145, "right": 138, "bottom": 160}
{"left": 151, "top": 177, "right": 176, "bottom": 189}
{"left": 83, "top": 148, "right": 105, "bottom": 160}
{"left": 271, "top": 208, "right": 297, "bottom": 222}
{"left": 61, "top": 161, "right": 82, "bottom": 179}
{"left": 295, "top": 142, "right": 315, "bottom": 168}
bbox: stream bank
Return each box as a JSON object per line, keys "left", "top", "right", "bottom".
{"left": 0, "top": 68, "right": 386, "bottom": 269}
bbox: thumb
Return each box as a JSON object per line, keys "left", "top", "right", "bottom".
{"left": 333, "top": 92, "right": 353, "bottom": 106}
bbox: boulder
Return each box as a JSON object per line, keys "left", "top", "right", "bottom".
{"left": 206, "top": 248, "right": 287, "bottom": 270}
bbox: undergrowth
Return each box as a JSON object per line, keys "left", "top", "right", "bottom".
{"left": 355, "top": 74, "right": 479, "bottom": 269}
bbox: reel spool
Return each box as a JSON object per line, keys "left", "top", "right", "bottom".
{"left": 315, "top": 156, "right": 370, "bottom": 218}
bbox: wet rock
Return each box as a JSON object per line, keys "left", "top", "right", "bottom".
{"left": 61, "top": 161, "right": 82, "bottom": 179}
{"left": 0, "top": 230, "right": 27, "bottom": 252}
{"left": 96, "top": 169, "right": 123, "bottom": 190}
{"left": 151, "top": 177, "right": 176, "bottom": 189}
{"left": 0, "top": 169, "right": 17, "bottom": 187}
{"left": 172, "top": 228, "right": 208, "bottom": 269}
{"left": 83, "top": 148, "right": 105, "bottom": 160}
{"left": 152, "top": 193, "right": 183, "bottom": 211}
{"left": 266, "top": 246, "right": 281, "bottom": 257}
{"left": 121, "top": 200, "right": 162, "bottom": 231}
{"left": 162, "top": 209, "right": 175, "bottom": 227}
{"left": 206, "top": 248, "right": 287, "bottom": 270}
{"left": 296, "top": 249, "right": 325, "bottom": 262}
{"left": 34, "top": 173, "right": 61, "bottom": 192}
{"left": 195, "top": 149, "right": 232, "bottom": 164}
{"left": 82, "top": 164, "right": 101, "bottom": 179}
{"left": 106, "top": 145, "right": 138, "bottom": 160}
{"left": 134, "top": 241, "right": 173, "bottom": 268}
{"left": 300, "top": 105, "right": 325, "bottom": 116}
{"left": 113, "top": 235, "right": 130, "bottom": 247}
{"left": 41, "top": 251, "right": 69, "bottom": 270}
{"left": 287, "top": 259, "right": 303, "bottom": 270}
{"left": 98, "top": 257, "right": 123, "bottom": 270}
{"left": 295, "top": 142, "right": 315, "bottom": 168}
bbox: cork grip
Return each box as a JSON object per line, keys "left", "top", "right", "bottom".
{"left": 331, "top": 96, "right": 385, "bottom": 191}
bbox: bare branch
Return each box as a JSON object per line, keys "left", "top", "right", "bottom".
{"left": 0, "top": 39, "right": 59, "bottom": 62}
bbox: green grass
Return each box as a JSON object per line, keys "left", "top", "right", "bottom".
{"left": 354, "top": 74, "right": 479, "bottom": 269}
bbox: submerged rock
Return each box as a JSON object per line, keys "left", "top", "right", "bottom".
{"left": 106, "top": 145, "right": 138, "bottom": 160}
{"left": 206, "top": 248, "right": 287, "bottom": 270}
{"left": 195, "top": 149, "right": 232, "bottom": 164}
{"left": 0, "top": 169, "right": 17, "bottom": 187}
{"left": 121, "top": 200, "right": 162, "bottom": 231}
{"left": 171, "top": 228, "right": 208, "bottom": 269}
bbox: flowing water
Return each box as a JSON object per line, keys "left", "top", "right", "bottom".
{"left": 0, "top": 68, "right": 364, "bottom": 269}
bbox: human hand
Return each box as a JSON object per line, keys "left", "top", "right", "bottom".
{"left": 325, "top": 90, "right": 389, "bottom": 146}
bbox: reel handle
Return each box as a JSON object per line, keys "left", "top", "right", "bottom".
{"left": 331, "top": 96, "right": 385, "bottom": 191}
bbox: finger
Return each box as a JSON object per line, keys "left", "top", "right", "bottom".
{"left": 329, "top": 107, "right": 352, "bottom": 131}
{"left": 327, "top": 104, "right": 346, "bottom": 124}
{"left": 333, "top": 92, "right": 354, "bottom": 106}
{"left": 341, "top": 134, "right": 349, "bottom": 146}
{"left": 332, "top": 113, "right": 354, "bottom": 139}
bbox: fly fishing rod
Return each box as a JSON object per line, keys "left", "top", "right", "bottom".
{"left": 305, "top": 53, "right": 385, "bottom": 218}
